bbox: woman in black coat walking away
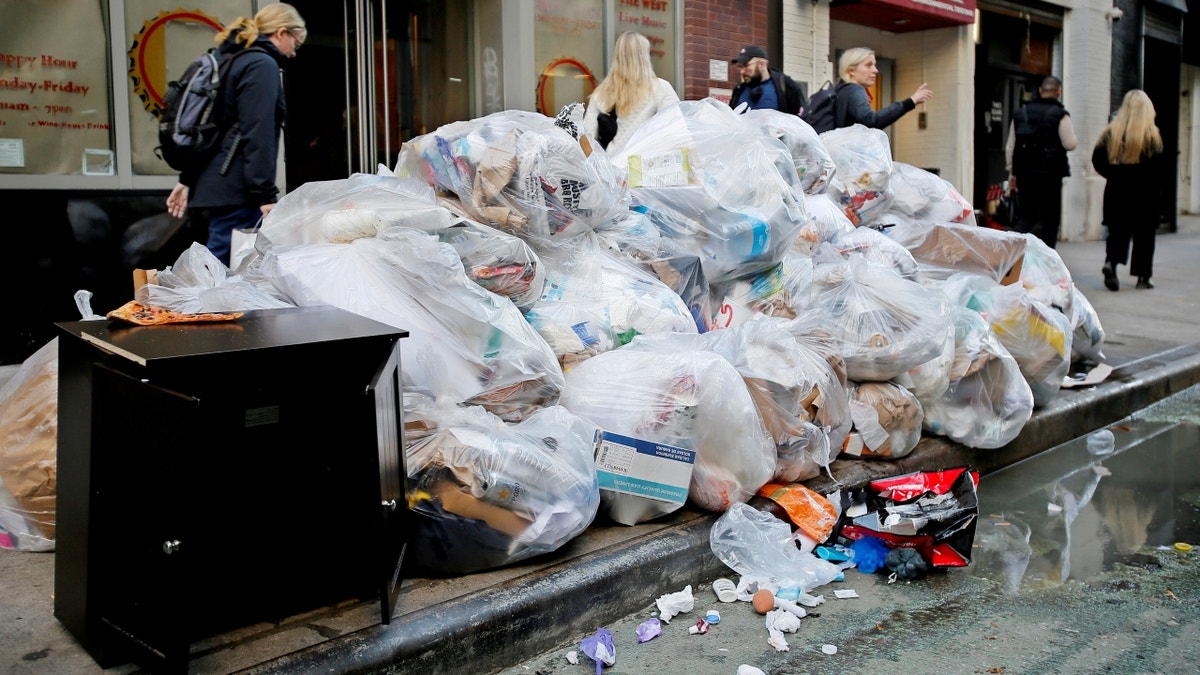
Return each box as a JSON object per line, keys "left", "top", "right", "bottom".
{"left": 1094, "top": 89, "right": 1165, "bottom": 291}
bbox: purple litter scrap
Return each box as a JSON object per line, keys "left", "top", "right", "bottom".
{"left": 581, "top": 627, "right": 616, "bottom": 675}
{"left": 636, "top": 617, "right": 662, "bottom": 643}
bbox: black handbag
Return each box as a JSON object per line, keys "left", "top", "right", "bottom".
{"left": 596, "top": 108, "right": 618, "bottom": 150}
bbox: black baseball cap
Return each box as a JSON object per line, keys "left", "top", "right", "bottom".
{"left": 731, "top": 45, "right": 768, "bottom": 64}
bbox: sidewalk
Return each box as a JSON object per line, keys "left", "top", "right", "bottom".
{"left": 2, "top": 217, "right": 1199, "bottom": 675}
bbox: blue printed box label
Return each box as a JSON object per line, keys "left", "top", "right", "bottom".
{"left": 594, "top": 430, "right": 694, "bottom": 504}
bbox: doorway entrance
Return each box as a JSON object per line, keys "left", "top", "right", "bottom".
{"left": 284, "top": 0, "right": 472, "bottom": 187}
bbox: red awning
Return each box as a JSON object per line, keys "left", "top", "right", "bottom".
{"left": 830, "top": 0, "right": 976, "bottom": 33}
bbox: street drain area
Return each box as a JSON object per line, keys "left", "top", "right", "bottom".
{"left": 970, "top": 419, "right": 1200, "bottom": 590}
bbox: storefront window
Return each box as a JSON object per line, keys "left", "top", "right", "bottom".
{"left": 534, "top": 0, "right": 678, "bottom": 117}
{"left": 534, "top": 0, "right": 605, "bottom": 116}
{"left": 0, "top": 0, "right": 113, "bottom": 176}
{"left": 124, "top": 0, "right": 253, "bottom": 176}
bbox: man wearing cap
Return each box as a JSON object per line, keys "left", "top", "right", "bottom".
{"left": 729, "top": 45, "right": 807, "bottom": 115}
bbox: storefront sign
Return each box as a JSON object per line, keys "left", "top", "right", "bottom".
{"left": 831, "top": 0, "right": 976, "bottom": 33}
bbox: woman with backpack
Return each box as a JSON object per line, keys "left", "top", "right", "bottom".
{"left": 165, "top": 3, "right": 306, "bottom": 266}
{"left": 834, "top": 48, "right": 931, "bottom": 131}
{"left": 581, "top": 31, "right": 679, "bottom": 155}
{"left": 1094, "top": 89, "right": 1166, "bottom": 291}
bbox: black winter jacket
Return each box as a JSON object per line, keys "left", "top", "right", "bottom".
{"left": 182, "top": 35, "right": 287, "bottom": 209}
{"left": 1013, "top": 97, "right": 1070, "bottom": 179}
{"left": 834, "top": 82, "right": 915, "bottom": 131}
{"left": 730, "top": 67, "right": 807, "bottom": 115}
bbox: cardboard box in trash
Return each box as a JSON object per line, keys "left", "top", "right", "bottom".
{"left": 593, "top": 430, "right": 695, "bottom": 526}
{"left": 834, "top": 466, "right": 980, "bottom": 568}
{"left": 895, "top": 222, "right": 1026, "bottom": 286}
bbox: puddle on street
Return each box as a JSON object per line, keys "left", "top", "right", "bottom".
{"left": 970, "top": 420, "right": 1200, "bottom": 591}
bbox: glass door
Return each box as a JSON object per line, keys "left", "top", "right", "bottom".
{"left": 285, "top": 0, "right": 472, "bottom": 187}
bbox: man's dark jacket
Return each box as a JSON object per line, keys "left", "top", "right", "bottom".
{"left": 730, "top": 67, "right": 807, "bottom": 115}
{"left": 1012, "top": 97, "right": 1070, "bottom": 179}
{"left": 182, "top": 34, "right": 288, "bottom": 209}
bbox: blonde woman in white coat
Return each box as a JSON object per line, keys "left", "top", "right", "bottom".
{"left": 582, "top": 31, "right": 679, "bottom": 154}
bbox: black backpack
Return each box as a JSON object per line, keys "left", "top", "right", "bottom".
{"left": 800, "top": 80, "right": 841, "bottom": 134}
{"left": 156, "top": 46, "right": 265, "bottom": 174}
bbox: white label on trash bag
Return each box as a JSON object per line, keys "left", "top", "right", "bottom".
{"left": 627, "top": 149, "right": 691, "bottom": 188}
{"left": 595, "top": 430, "right": 694, "bottom": 504}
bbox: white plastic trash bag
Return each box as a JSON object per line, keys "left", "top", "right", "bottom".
{"left": 136, "top": 242, "right": 294, "bottom": 313}
{"left": 262, "top": 231, "right": 564, "bottom": 422}
{"left": 799, "top": 255, "right": 950, "bottom": 382}
{"left": 396, "top": 110, "right": 628, "bottom": 240}
{"left": 0, "top": 338, "right": 58, "bottom": 551}
{"left": 559, "top": 339, "right": 776, "bottom": 514}
{"left": 921, "top": 305, "right": 1034, "bottom": 449}
{"left": 821, "top": 125, "right": 894, "bottom": 227}
{"left": 524, "top": 236, "right": 698, "bottom": 370}
{"left": 709, "top": 502, "right": 844, "bottom": 593}
{"left": 403, "top": 402, "right": 600, "bottom": 575}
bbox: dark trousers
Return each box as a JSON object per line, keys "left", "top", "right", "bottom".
{"left": 1015, "top": 175, "right": 1063, "bottom": 249}
{"left": 1105, "top": 218, "right": 1157, "bottom": 279}
{"left": 202, "top": 205, "right": 262, "bottom": 267}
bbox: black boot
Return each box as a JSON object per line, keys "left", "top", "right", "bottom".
{"left": 1102, "top": 262, "right": 1119, "bottom": 291}
{"left": 1136, "top": 277, "right": 1155, "bottom": 289}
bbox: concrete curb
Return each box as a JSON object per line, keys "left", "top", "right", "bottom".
{"left": 240, "top": 343, "right": 1200, "bottom": 675}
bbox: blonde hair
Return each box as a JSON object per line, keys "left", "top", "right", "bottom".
{"left": 590, "top": 32, "right": 655, "bottom": 117}
{"left": 838, "top": 47, "right": 875, "bottom": 83}
{"left": 216, "top": 2, "right": 306, "bottom": 49}
{"left": 1101, "top": 89, "right": 1163, "bottom": 164}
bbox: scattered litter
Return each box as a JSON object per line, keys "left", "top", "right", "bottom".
{"left": 822, "top": 644, "right": 838, "bottom": 655}
{"left": 773, "top": 597, "right": 807, "bottom": 619}
{"left": 580, "top": 628, "right": 615, "bottom": 675}
{"left": 1091, "top": 464, "right": 1112, "bottom": 476}
{"left": 1086, "top": 428, "right": 1115, "bottom": 455}
{"left": 1175, "top": 542, "right": 1193, "bottom": 552}
{"left": 776, "top": 586, "right": 801, "bottom": 601}
{"left": 712, "top": 577, "right": 738, "bottom": 602}
{"left": 738, "top": 666, "right": 766, "bottom": 675}
{"left": 816, "top": 545, "right": 853, "bottom": 562}
{"left": 851, "top": 535, "right": 889, "bottom": 573}
{"left": 566, "top": 650, "right": 579, "bottom": 665}
{"left": 833, "top": 589, "right": 859, "bottom": 599}
{"left": 1047, "top": 502, "right": 1064, "bottom": 514}
{"left": 705, "top": 609, "right": 721, "bottom": 624}
{"left": 635, "top": 618, "right": 661, "bottom": 643}
{"left": 885, "top": 547, "right": 928, "bottom": 580}
{"left": 1061, "top": 362, "right": 1113, "bottom": 389}
{"left": 765, "top": 608, "right": 803, "bottom": 651}
{"left": 752, "top": 588, "right": 775, "bottom": 614}
{"left": 655, "top": 585, "right": 694, "bottom": 623}
{"left": 688, "top": 618, "right": 711, "bottom": 635}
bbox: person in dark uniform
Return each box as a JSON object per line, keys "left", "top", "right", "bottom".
{"left": 1006, "top": 76, "right": 1078, "bottom": 249}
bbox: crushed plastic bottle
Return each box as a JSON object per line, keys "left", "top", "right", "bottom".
{"left": 1087, "top": 429, "right": 1115, "bottom": 456}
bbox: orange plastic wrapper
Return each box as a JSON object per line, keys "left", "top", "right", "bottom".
{"left": 755, "top": 482, "right": 838, "bottom": 543}
{"left": 106, "top": 300, "right": 243, "bottom": 326}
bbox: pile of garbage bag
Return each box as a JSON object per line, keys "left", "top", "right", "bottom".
{"left": 4, "top": 101, "right": 1105, "bottom": 570}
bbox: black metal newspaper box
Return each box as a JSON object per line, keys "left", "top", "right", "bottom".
{"left": 54, "top": 306, "right": 409, "bottom": 674}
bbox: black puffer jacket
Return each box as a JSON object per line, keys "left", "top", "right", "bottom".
{"left": 182, "top": 34, "right": 287, "bottom": 209}
{"left": 834, "top": 82, "right": 915, "bottom": 130}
